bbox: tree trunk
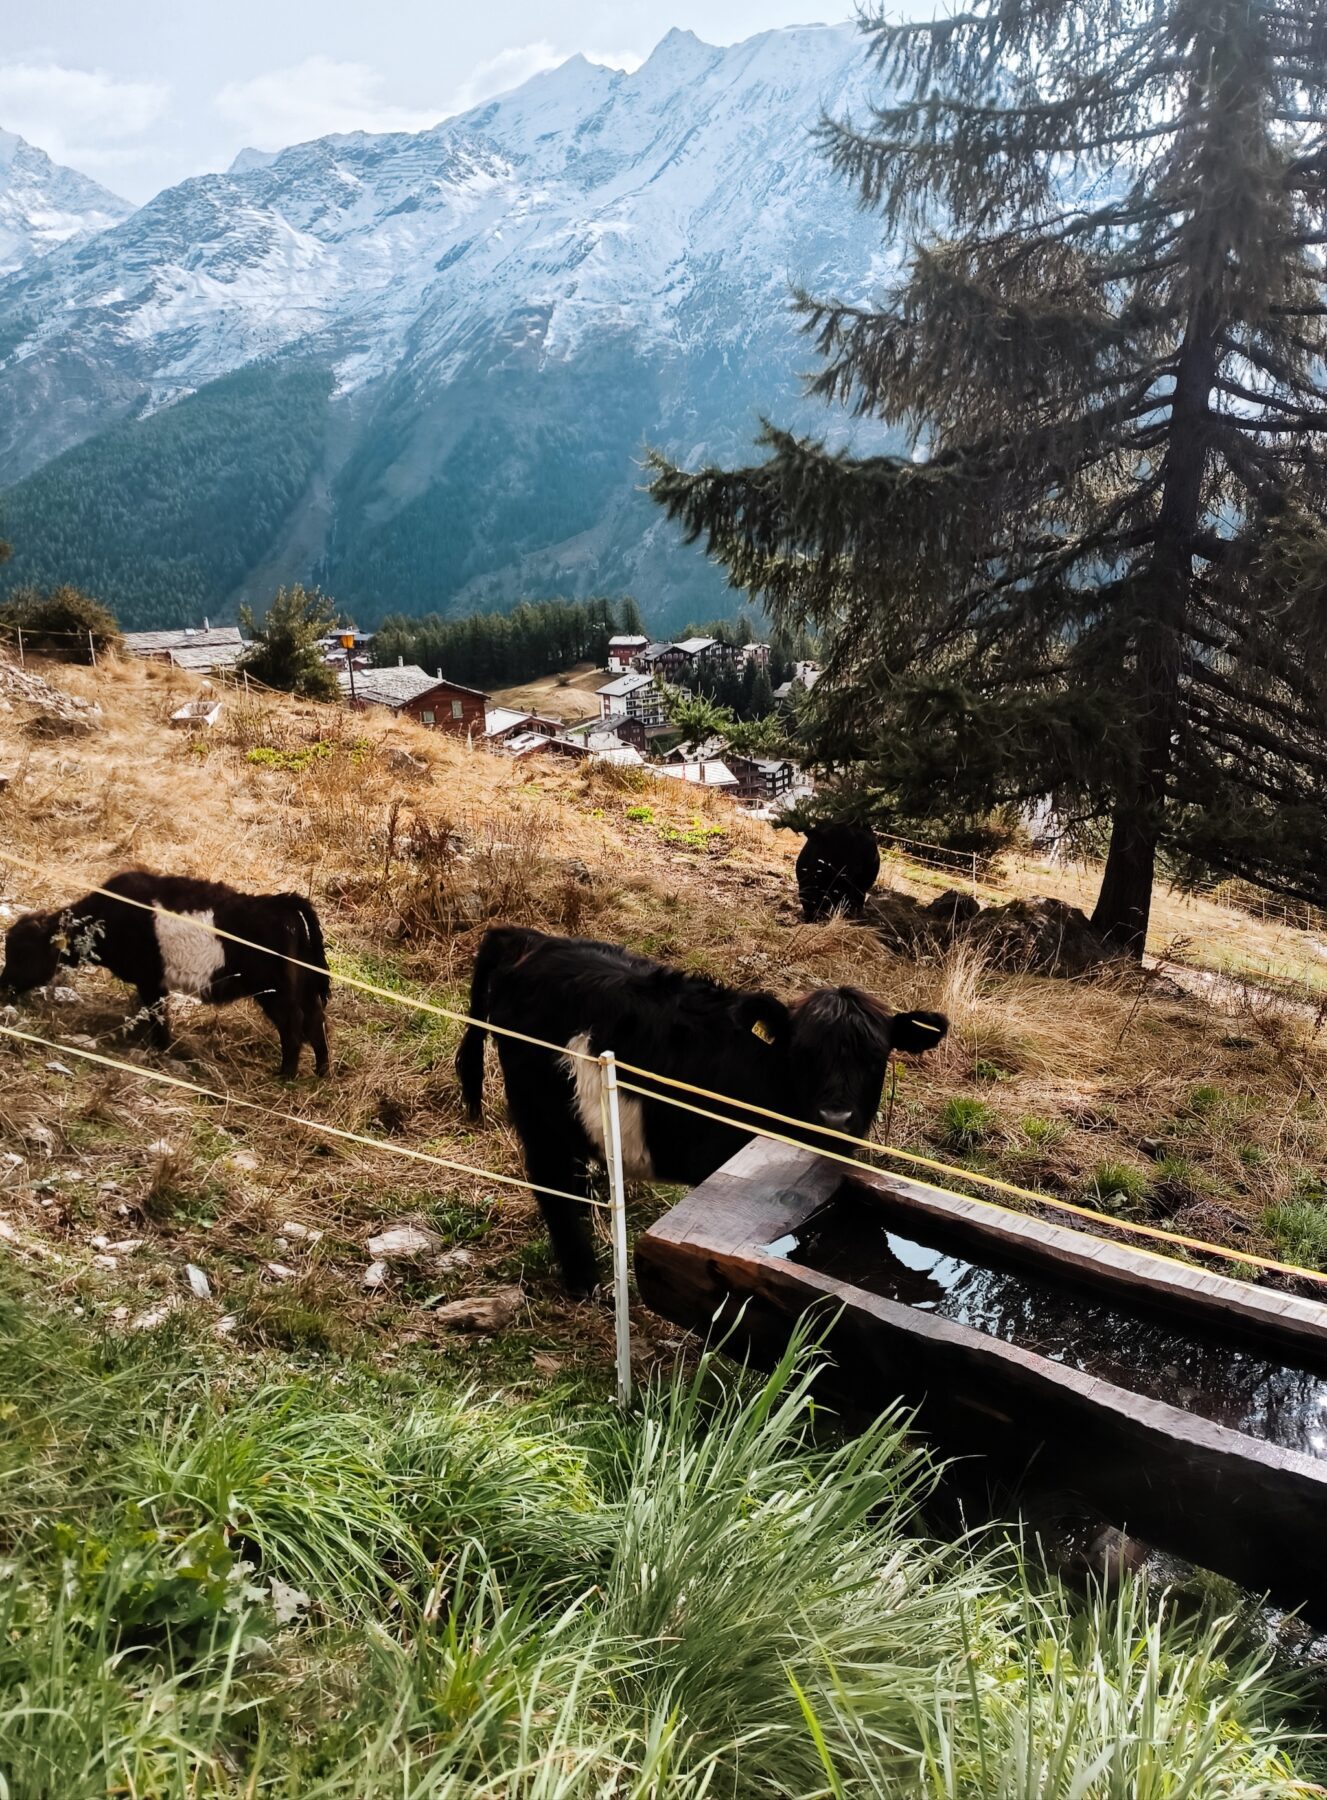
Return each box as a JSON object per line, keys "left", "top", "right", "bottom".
{"left": 1091, "top": 284, "right": 1221, "bottom": 957}
{"left": 1091, "top": 798, "right": 1160, "bottom": 956}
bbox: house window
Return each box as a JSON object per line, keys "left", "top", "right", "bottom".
{"left": 420, "top": 709, "right": 435, "bottom": 726}
{"left": 451, "top": 698, "right": 463, "bottom": 720}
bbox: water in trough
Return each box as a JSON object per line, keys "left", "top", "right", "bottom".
{"left": 767, "top": 1192, "right": 1327, "bottom": 1460}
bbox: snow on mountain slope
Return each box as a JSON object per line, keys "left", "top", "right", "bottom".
{"left": 0, "top": 128, "right": 132, "bottom": 277}
{"left": 0, "top": 24, "right": 899, "bottom": 628}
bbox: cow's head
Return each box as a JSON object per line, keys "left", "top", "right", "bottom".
{"left": 0, "top": 911, "right": 65, "bottom": 995}
{"left": 786, "top": 986, "right": 948, "bottom": 1138}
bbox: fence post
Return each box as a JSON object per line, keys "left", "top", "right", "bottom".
{"left": 599, "top": 1050, "right": 633, "bottom": 1408}
{"left": 971, "top": 851, "right": 979, "bottom": 898}
{"left": 88, "top": 630, "right": 97, "bottom": 670}
{"left": 15, "top": 626, "right": 22, "bottom": 669}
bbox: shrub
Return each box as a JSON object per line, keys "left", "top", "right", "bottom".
{"left": 1019, "top": 1115, "right": 1065, "bottom": 1150}
{"left": 0, "top": 583, "right": 121, "bottom": 660}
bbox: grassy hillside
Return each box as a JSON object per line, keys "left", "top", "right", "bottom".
{"left": 2, "top": 654, "right": 1326, "bottom": 1790}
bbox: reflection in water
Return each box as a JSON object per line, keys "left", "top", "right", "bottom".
{"left": 776, "top": 1197, "right": 1327, "bottom": 1460}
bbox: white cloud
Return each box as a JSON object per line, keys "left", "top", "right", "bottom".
{"left": 444, "top": 42, "right": 643, "bottom": 117}
{"left": 214, "top": 56, "right": 441, "bottom": 150}
{"left": 0, "top": 61, "right": 169, "bottom": 173}
{"left": 445, "top": 42, "right": 565, "bottom": 115}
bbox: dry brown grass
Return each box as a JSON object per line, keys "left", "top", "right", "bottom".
{"left": 3, "top": 650, "right": 1327, "bottom": 1389}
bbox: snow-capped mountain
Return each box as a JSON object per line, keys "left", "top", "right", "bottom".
{"left": 0, "top": 128, "right": 132, "bottom": 277}
{"left": 0, "top": 24, "right": 897, "bottom": 629}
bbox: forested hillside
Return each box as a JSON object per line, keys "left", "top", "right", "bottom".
{"left": 0, "top": 365, "right": 330, "bottom": 628}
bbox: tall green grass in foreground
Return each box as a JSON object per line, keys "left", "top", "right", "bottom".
{"left": 0, "top": 1269, "right": 1314, "bottom": 1797}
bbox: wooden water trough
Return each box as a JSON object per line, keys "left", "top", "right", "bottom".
{"left": 636, "top": 1140, "right": 1327, "bottom": 1615}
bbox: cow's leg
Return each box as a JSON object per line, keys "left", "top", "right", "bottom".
{"left": 525, "top": 1144, "right": 600, "bottom": 1297}
{"left": 137, "top": 983, "right": 171, "bottom": 1048}
{"left": 256, "top": 992, "right": 304, "bottom": 1079}
{"left": 305, "top": 996, "right": 330, "bottom": 1077}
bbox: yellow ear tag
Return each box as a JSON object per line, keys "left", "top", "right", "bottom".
{"left": 51, "top": 931, "right": 69, "bottom": 953}
{"left": 751, "top": 1018, "right": 775, "bottom": 1045}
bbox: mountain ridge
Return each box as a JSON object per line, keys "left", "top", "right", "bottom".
{"left": 0, "top": 24, "right": 895, "bottom": 631}
{"left": 0, "top": 127, "right": 133, "bottom": 277}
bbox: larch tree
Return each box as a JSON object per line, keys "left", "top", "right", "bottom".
{"left": 652, "top": 0, "right": 1327, "bottom": 953}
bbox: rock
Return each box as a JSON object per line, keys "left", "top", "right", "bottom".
{"left": 108, "top": 1238, "right": 144, "bottom": 1253}
{"left": 367, "top": 1224, "right": 444, "bottom": 1260}
{"left": 49, "top": 987, "right": 80, "bottom": 1005}
{"left": 269, "top": 1578, "right": 311, "bottom": 1625}
{"left": 427, "top": 1287, "right": 522, "bottom": 1332}
{"left": 432, "top": 1246, "right": 475, "bottom": 1273}
{"left": 184, "top": 1263, "right": 212, "bottom": 1300}
{"left": 265, "top": 1262, "right": 299, "bottom": 1281}
{"left": 215, "top": 1314, "right": 237, "bottom": 1336}
{"left": 362, "top": 1260, "right": 388, "bottom": 1290}
{"left": 146, "top": 1139, "right": 175, "bottom": 1158}
{"left": 131, "top": 1302, "right": 176, "bottom": 1331}
{"left": 44, "top": 1060, "right": 74, "bottom": 1077}
{"left": 228, "top": 1149, "right": 260, "bottom": 1172}
{"left": 279, "top": 1220, "right": 323, "bottom": 1244}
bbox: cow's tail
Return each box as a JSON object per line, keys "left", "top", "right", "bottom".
{"left": 456, "top": 926, "right": 539, "bottom": 1122}
{"left": 288, "top": 896, "right": 332, "bottom": 1004}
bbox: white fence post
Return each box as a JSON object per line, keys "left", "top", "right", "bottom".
{"left": 88, "top": 629, "right": 97, "bottom": 669}
{"left": 599, "top": 1050, "right": 633, "bottom": 1408}
{"left": 15, "top": 626, "right": 22, "bottom": 669}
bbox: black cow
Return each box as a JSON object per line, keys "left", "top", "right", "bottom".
{"left": 796, "top": 823, "right": 881, "bottom": 921}
{"left": 456, "top": 925, "right": 947, "bottom": 1294}
{"left": 0, "top": 870, "right": 331, "bottom": 1078}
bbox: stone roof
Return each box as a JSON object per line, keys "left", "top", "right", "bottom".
{"left": 122, "top": 626, "right": 245, "bottom": 654}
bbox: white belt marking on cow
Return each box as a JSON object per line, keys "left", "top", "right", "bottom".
{"left": 562, "top": 1030, "right": 655, "bottom": 1179}
{"left": 153, "top": 907, "right": 227, "bottom": 997}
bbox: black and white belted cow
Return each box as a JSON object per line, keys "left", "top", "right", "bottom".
{"left": 456, "top": 925, "right": 947, "bottom": 1294}
{"left": 0, "top": 870, "right": 331, "bottom": 1078}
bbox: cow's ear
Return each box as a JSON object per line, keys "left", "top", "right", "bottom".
{"left": 737, "top": 995, "right": 789, "bottom": 1047}
{"left": 890, "top": 1010, "right": 948, "bottom": 1054}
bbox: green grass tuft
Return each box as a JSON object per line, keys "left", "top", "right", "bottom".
{"left": 939, "top": 1096, "right": 998, "bottom": 1151}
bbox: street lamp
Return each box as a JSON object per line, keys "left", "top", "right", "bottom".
{"left": 340, "top": 629, "right": 358, "bottom": 704}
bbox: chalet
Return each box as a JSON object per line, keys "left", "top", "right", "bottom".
{"left": 338, "top": 665, "right": 488, "bottom": 735}
{"left": 665, "top": 734, "right": 730, "bottom": 765}
{"left": 654, "top": 758, "right": 740, "bottom": 793}
{"left": 121, "top": 626, "right": 247, "bottom": 673}
{"left": 727, "top": 754, "right": 797, "bottom": 805}
{"left": 564, "top": 713, "right": 650, "bottom": 755}
{"left": 606, "top": 634, "right": 649, "bottom": 673}
{"left": 483, "top": 707, "right": 563, "bottom": 744}
{"left": 596, "top": 671, "right": 669, "bottom": 728}
{"left": 773, "top": 662, "right": 822, "bottom": 701}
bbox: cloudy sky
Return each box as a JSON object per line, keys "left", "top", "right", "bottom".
{"left": 0, "top": 0, "right": 938, "bottom": 203}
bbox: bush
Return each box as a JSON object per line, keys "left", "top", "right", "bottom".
{"left": 1263, "top": 1198, "right": 1327, "bottom": 1271}
{"left": 0, "top": 584, "right": 121, "bottom": 661}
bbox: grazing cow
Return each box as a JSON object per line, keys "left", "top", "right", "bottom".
{"left": 796, "top": 823, "right": 881, "bottom": 921}
{"left": 0, "top": 870, "right": 331, "bottom": 1078}
{"left": 456, "top": 925, "right": 947, "bottom": 1294}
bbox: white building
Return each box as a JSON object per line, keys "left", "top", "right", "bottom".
{"left": 596, "top": 670, "right": 669, "bottom": 727}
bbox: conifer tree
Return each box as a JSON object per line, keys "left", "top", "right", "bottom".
{"left": 653, "top": 0, "right": 1327, "bottom": 951}
{"left": 240, "top": 584, "right": 340, "bottom": 700}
